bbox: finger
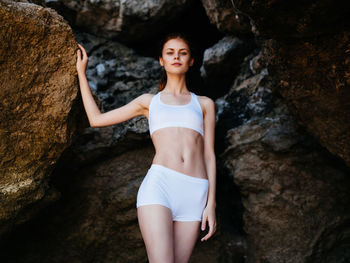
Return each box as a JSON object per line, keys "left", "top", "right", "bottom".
{"left": 201, "top": 230, "right": 213, "bottom": 241}
{"left": 77, "top": 49, "right": 81, "bottom": 59}
{"left": 201, "top": 223, "right": 216, "bottom": 241}
{"left": 201, "top": 218, "right": 207, "bottom": 231}
{"left": 201, "top": 227, "right": 211, "bottom": 241}
{"left": 79, "top": 44, "right": 88, "bottom": 59}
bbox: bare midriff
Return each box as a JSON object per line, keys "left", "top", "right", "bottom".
{"left": 150, "top": 127, "right": 208, "bottom": 180}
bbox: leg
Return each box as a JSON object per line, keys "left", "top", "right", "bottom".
{"left": 173, "top": 220, "right": 201, "bottom": 263}
{"left": 137, "top": 204, "right": 174, "bottom": 263}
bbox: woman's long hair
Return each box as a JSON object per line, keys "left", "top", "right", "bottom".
{"left": 158, "top": 32, "right": 197, "bottom": 91}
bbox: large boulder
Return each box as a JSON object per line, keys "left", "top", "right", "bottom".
{"left": 217, "top": 50, "right": 350, "bottom": 263}
{"left": 46, "top": 0, "right": 196, "bottom": 42}
{"left": 0, "top": 0, "right": 79, "bottom": 239}
{"left": 200, "top": 0, "right": 251, "bottom": 35}
{"left": 263, "top": 32, "right": 350, "bottom": 168}
{"left": 229, "top": 0, "right": 350, "bottom": 167}
{"left": 231, "top": 0, "right": 350, "bottom": 39}
{"left": 200, "top": 35, "right": 256, "bottom": 97}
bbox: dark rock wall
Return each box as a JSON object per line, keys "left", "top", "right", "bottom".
{"left": 217, "top": 50, "right": 350, "bottom": 263}
{"left": 231, "top": 0, "right": 350, "bottom": 167}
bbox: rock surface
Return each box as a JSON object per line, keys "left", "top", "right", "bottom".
{"left": 68, "top": 31, "right": 160, "bottom": 166}
{"left": 263, "top": 34, "right": 350, "bottom": 168}
{"left": 230, "top": 0, "right": 350, "bottom": 167}
{"left": 0, "top": 0, "right": 80, "bottom": 239}
{"left": 48, "top": 0, "right": 196, "bottom": 42}
{"left": 200, "top": 0, "right": 251, "bottom": 35}
{"left": 200, "top": 35, "right": 256, "bottom": 97}
{"left": 217, "top": 50, "right": 350, "bottom": 262}
{"left": 231, "top": 0, "right": 350, "bottom": 39}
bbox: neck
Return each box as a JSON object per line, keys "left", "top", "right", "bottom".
{"left": 163, "top": 73, "right": 189, "bottom": 95}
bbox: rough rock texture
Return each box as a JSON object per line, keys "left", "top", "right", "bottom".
{"left": 230, "top": 0, "right": 350, "bottom": 167}
{"left": 11, "top": 0, "right": 46, "bottom": 6}
{"left": 200, "top": 0, "right": 251, "bottom": 35}
{"left": 200, "top": 35, "right": 256, "bottom": 97}
{"left": 263, "top": 33, "right": 350, "bottom": 168}
{"left": 231, "top": 0, "right": 350, "bottom": 39}
{"left": 69, "top": 31, "right": 160, "bottom": 165}
{"left": 0, "top": 0, "right": 80, "bottom": 239}
{"left": 217, "top": 50, "right": 350, "bottom": 262}
{"left": 47, "top": 0, "right": 195, "bottom": 42}
{"left": 2, "top": 146, "right": 155, "bottom": 263}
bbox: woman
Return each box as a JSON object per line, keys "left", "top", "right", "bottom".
{"left": 76, "top": 32, "right": 217, "bottom": 263}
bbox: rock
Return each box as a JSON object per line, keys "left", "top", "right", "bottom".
{"left": 200, "top": 35, "right": 256, "bottom": 97}
{"left": 1, "top": 146, "right": 154, "bottom": 263}
{"left": 10, "top": 0, "right": 46, "bottom": 6}
{"left": 263, "top": 33, "right": 350, "bottom": 168}
{"left": 47, "top": 0, "right": 196, "bottom": 42}
{"left": 0, "top": 0, "right": 80, "bottom": 239}
{"left": 67, "top": 31, "right": 160, "bottom": 166}
{"left": 229, "top": 0, "right": 350, "bottom": 167}
{"left": 231, "top": 0, "right": 350, "bottom": 39}
{"left": 200, "top": 0, "right": 251, "bottom": 35}
{"left": 217, "top": 50, "right": 350, "bottom": 263}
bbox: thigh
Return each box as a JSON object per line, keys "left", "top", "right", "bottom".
{"left": 173, "top": 221, "right": 201, "bottom": 263}
{"left": 137, "top": 204, "right": 174, "bottom": 263}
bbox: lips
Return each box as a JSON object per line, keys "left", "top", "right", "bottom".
{"left": 172, "top": 63, "right": 182, "bottom": 66}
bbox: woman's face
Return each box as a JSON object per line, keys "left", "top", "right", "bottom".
{"left": 159, "top": 38, "right": 194, "bottom": 75}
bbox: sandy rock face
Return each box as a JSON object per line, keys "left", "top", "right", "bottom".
{"left": 0, "top": 0, "right": 79, "bottom": 238}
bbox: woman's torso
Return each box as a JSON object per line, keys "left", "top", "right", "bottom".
{"left": 145, "top": 91, "right": 208, "bottom": 180}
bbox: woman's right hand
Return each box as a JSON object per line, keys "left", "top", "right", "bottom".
{"left": 76, "top": 43, "right": 89, "bottom": 74}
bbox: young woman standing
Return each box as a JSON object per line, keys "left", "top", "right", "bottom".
{"left": 76, "top": 32, "right": 216, "bottom": 263}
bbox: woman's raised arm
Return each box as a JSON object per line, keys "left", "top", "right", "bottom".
{"left": 76, "top": 43, "right": 148, "bottom": 127}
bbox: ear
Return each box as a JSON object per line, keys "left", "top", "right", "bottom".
{"left": 189, "top": 57, "right": 194, "bottom": 67}
{"left": 159, "top": 57, "right": 164, "bottom": 66}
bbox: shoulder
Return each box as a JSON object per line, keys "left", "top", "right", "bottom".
{"left": 196, "top": 95, "right": 215, "bottom": 114}
{"left": 133, "top": 93, "right": 157, "bottom": 109}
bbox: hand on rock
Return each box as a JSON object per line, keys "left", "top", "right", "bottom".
{"left": 76, "top": 43, "right": 89, "bottom": 74}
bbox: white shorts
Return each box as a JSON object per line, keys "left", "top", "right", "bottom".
{"left": 136, "top": 164, "right": 209, "bottom": 222}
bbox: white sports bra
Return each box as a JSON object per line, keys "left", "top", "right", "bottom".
{"left": 148, "top": 91, "right": 204, "bottom": 137}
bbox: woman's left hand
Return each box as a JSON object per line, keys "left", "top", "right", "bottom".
{"left": 200, "top": 204, "right": 217, "bottom": 241}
